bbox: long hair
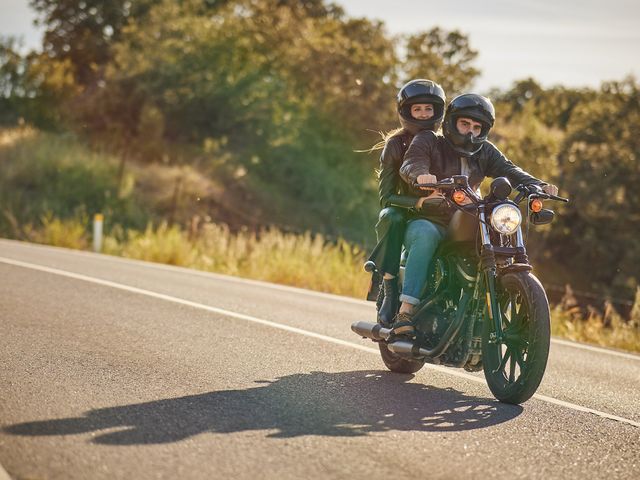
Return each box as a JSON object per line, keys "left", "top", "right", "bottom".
{"left": 360, "top": 128, "right": 407, "bottom": 179}
{"left": 357, "top": 127, "right": 405, "bottom": 154}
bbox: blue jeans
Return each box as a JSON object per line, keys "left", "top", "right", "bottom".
{"left": 400, "top": 219, "right": 446, "bottom": 305}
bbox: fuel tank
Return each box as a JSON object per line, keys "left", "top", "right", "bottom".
{"left": 445, "top": 209, "right": 479, "bottom": 243}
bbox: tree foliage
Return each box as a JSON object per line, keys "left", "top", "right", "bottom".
{"left": 29, "top": 0, "right": 158, "bottom": 85}
{"left": 401, "top": 28, "right": 480, "bottom": 96}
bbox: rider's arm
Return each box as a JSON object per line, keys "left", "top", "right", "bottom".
{"left": 399, "top": 130, "right": 437, "bottom": 186}
{"left": 481, "top": 141, "right": 546, "bottom": 187}
{"left": 379, "top": 136, "right": 421, "bottom": 209}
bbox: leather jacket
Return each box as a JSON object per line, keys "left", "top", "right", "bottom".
{"left": 378, "top": 130, "right": 419, "bottom": 210}
{"left": 400, "top": 130, "right": 544, "bottom": 225}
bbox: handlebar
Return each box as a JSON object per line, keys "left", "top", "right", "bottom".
{"left": 414, "top": 175, "right": 470, "bottom": 191}
{"left": 415, "top": 177, "right": 569, "bottom": 204}
{"left": 516, "top": 183, "right": 569, "bottom": 203}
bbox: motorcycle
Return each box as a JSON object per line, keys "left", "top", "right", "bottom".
{"left": 353, "top": 175, "right": 568, "bottom": 404}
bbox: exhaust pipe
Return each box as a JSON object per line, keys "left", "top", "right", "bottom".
{"left": 351, "top": 321, "right": 391, "bottom": 341}
{"left": 388, "top": 340, "right": 431, "bottom": 357}
{"left": 351, "top": 321, "right": 433, "bottom": 359}
{"left": 351, "top": 322, "right": 431, "bottom": 358}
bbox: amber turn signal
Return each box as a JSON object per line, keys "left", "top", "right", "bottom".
{"left": 530, "top": 198, "right": 543, "bottom": 212}
{"left": 452, "top": 190, "right": 466, "bottom": 204}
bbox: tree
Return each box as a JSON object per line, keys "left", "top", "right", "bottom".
{"left": 29, "top": 0, "right": 158, "bottom": 86}
{"left": 400, "top": 28, "right": 480, "bottom": 96}
{"left": 548, "top": 77, "right": 640, "bottom": 299}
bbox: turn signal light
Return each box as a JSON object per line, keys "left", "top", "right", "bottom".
{"left": 530, "top": 198, "right": 543, "bottom": 212}
{"left": 452, "top": 190, "right": 467, "bottom": 204}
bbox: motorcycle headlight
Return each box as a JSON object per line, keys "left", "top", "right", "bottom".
{"left": 490, "top": 203, "right": 522, "bottom": 235}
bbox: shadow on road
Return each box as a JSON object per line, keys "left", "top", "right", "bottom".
{"left": 4, "top": 370, "right": 522, "bottom": 444}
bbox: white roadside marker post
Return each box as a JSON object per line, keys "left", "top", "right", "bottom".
{"left": 93, "top": 213, "right": 103, "bottom": 253}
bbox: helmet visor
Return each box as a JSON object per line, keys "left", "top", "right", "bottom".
{"left": 398, "top": 81, "right": 445, "bottom": 106}
{"left": 451, "top": 95, "right": 495, "bottom": 125}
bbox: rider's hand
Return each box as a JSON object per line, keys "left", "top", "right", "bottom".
{"left": 416, "top": 173, "right": 437, "bottom": 191}
{"left": 416, "top": 190, "right": 445, "bottom": 208}
{"left": 542, "top": 184, "right": 559, "bottom": 196}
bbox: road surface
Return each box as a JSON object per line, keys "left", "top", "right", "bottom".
{"left": 0, "top": 239, "right": 638, "bottom": 479}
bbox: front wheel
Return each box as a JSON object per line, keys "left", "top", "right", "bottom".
{"left": 482, "top": 272, "right": 550, "bottom": 404}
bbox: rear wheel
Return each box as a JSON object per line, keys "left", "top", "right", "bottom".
{"left": 482, "top": 272, "right": 550, "bottom": 404}
{"left": 379, "top": 342, "right": 424, "bottom": 374}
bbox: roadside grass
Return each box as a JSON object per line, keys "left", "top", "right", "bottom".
{"left": 24, "top": 213, "right": 89, "bottom": 250}
{"left": 102, "top": 221, "right": 370, "bottom": 299}
{"left": 550, "top": 302, "right": 640, "bottom": 354}
{"left": 0, "top": 127, "right": 147, "bottom": 235}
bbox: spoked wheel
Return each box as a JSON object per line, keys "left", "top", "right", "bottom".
{"left": 379, "top": 342, "right": 424, "bottom": 374}
{"left": 482, "top": 272, "right": 550, "bottom": 404}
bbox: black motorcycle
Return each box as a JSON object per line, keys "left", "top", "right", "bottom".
{"left": 353, "top": 175, "right": 568, "bottom": 404}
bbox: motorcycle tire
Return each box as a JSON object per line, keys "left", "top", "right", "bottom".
{"left": 378, "top": 342, "right": 425, "bottom": 374}
{"left": 482, "top": 272, "right": 550, "bottom": 404}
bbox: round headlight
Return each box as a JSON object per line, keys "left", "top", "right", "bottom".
{"left": 490, "top": 203, "right": 522, "bottom": 235}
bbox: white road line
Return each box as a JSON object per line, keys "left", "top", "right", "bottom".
{"left": 550, "top": 338, "right": 640, "bottom": 361}
{"left": 2, "top": 239, "right": 638, "bottom": 361}
{"left": 0, "top": 238, "right": 371, "bottom": 306}
{"left": 2, "top": 255, "right": 639, "bottom": 429}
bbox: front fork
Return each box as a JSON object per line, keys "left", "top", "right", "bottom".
{"left": 479, "top": 206, "right": 504, "bottom": 344}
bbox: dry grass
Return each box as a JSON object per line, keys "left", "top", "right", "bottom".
{"left": 0, "top": 125, "right": 37, "bottom": 147}
{"left": 551, "top": 299, "right": 640, "bottom": 354}
{"left": 24, "top": 214, "right": 89, "bottom": 250}
{"left": 103, "top": 221, "right": 370, "bottom": 298}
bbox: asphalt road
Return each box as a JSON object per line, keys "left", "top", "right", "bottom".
{"left": 1, "top": 239, "right": 639, "bottom": 479}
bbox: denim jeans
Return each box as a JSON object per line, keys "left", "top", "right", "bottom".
{"left": 400, "top": 219, "right": 446, "bottom": 305}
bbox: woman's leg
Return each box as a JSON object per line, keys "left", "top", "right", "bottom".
{"left": 368, "top": 207, "right": 406, "bottom": 276}
{"left": 367, "top": 207, "right": 406, "bottom": 324}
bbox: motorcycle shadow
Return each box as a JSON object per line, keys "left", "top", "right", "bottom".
{"left": 4, "top": 370, "right": 522, "bottom": 445}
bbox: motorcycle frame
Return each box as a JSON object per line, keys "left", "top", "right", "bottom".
{"left": 409, "top": 189, "right": 529, "bottom": 362}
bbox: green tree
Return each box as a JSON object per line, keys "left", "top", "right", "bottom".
{"left": 29, "top": 0, "right": 158, "bottom": 86}
{"left": 0, "top": 37, "right": 25, "bottom": 124}
{"left": 401, "top": 28, "right": 480, "bottom": 96}
{"left": 548, "top": 77, "right": 640, "bottom": 299}
{"left": 494, "top": 78, "right": 591, "bottom": 129}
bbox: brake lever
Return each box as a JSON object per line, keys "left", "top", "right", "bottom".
{"left": 548, "top": 194, "right": 569, "bottom": 203}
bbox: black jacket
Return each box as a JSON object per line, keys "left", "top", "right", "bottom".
{"left": 378, "top": 130, "right": 419, "bottom": 210}
{"left": 400, "top": 130, "right": 544, "bottom": 224}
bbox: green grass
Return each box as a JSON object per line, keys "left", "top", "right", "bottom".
{"left": 0, "top": 127, "right": 147, "bottom": 235}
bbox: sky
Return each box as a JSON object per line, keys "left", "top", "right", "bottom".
{"left": 1, "top": 0, "right": 639, "bottom": 93}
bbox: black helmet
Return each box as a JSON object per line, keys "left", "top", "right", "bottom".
{"left": 443, "top": 94, "right": 496, "bottom": 156}
{"left": 397, "top": 79, "right": 446, "bottom": 134}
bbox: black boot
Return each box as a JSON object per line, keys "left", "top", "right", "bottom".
{"left": 378, "top": 277, "right": 399, "bottom": 327}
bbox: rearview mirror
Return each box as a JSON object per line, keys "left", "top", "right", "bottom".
{"left": 531, "top": 209, "right": 554, "bottom": 225}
